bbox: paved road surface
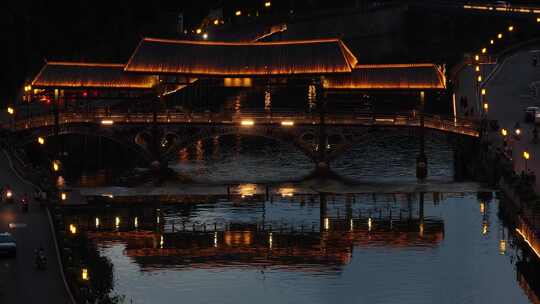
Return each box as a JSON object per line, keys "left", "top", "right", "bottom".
{"left": 457, "top": 45, "right": 540, "bottom": 189}
{"left": 0, "top": 151, "right": 71, "bottom": 303}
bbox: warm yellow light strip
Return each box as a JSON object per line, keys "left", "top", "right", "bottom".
{"left": 46, "top": 61, "right": 125, "bottom": 68}
{"left": 516, "top": 228, "right": 540, "bottom": 259}
{"left": 355, "top": 63, "right": 437, "bottom": 68}
{"left": 143, "top": 37, "right": 343, "bottom": 46}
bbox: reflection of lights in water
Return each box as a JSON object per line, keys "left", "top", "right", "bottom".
{"left": 308, "top": 84, "right": 316, "bottom": 111}
{"left": 235, "top": 96, "right": 241, "bottom": 113}
{"left": 264, "top": 88, "right": 271, "bottom": 111}
{"left": 482, "top": 221, "right": 488, "bottom": 235}
{"left": 82, "top": 268, "right": 89, "bottom": 281}
{"left": 156, "top": 216, "right": 160, "bottom": 224}
{"left": 214, "top": 232, "right": 218, "bottom": 248}
{"left": 212, "top": 136, "right": 220, "bottom": 160}
{"left": 279, "top": 187, "right": 295, "bottom": 197}
{"left": 115, "top": 217, "right": 120, "bottom": 229}
{"left": 324, "top": 218, "right": 330, "bottom": 230}
{"left": 368, "top": 218, "right": 372, "bottom": 232}
{"left": 239, "top": 184, "right": 256, "bottom": 198}
{"left": 179, "top": 148, "right": 189, "bottom": 162}
{"left": 350, "top": 219, "right": 354, "bottom": 231}
{"left": 269, "top": 232, "right": 273, "bottom": 249}
{"left": 56, "top": 176, "right": 65, "bottom": 187}
{"left": 419, "top": 222, "right": 424, "bottom": 237}
{"left": 95, "top": 217, "right": 100, "bottom": 228}
{"left": 160, "top": 235, "right": 164, "bottom": 249}
{"left": 480, "top": 201, "right": 485, "bottom": 214}
{"left": 499, "top": 239, "right": 506, "bottom": 255}
{"left": 134, "top": 217, "right": 138, "bottom": 228}
{"left": 102, "top": 193, "right": 114, "bottom": 199}
{"left": 196, "top": 139, "right": 204, "bottom": 161}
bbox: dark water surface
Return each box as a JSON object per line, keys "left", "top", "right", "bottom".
{"left": 63, "top": 134, "right": 540, "bottom": 304}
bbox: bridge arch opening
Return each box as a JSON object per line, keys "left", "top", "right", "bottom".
{"left": 24, "top": 133, "right": 150, "bottom": 185}
{"left": 169, "top": 134, "right": 314, "bottom": 183}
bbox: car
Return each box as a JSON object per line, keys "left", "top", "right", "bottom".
{"left": 525, "top": 106, "right": 539, "bottom": 122}
{"left": 0, "top": 232, "right": 16, "bottom": 257}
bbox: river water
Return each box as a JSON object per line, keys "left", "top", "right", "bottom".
{"left": 62, "top": 133, "right": 540, "bottom": 304}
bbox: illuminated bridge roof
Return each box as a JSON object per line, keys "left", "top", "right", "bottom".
{"left": 124, "top": 37, "right": 358, "bottom": 76}
{"left": 31, "top": 61, "right": 157, "bottom": 89}
{"left": 322, "top": 64, "right": 446, "bottom": 90}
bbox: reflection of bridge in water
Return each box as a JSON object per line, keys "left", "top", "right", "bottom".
{"left": 63, "top": 193, "right": 442, "bottom": 270}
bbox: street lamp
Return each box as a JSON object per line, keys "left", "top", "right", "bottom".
{"left": 37, "top": 137, "right": 45, "bottom": 145}
{"left": 481, "top": 89, "right": 487, "bottom": 96}
{"left": 477, "top": 75, "right": 483, "bottom": 82}
{"left": 482, "top": 47, "right": 487, "bottom": 54}
{"left": 523, "top": 151, "right": 530, "bottom": 171}
{"left": 475, "top": 65, "right": 480, "bottom": 72}
{"left": 483, "top": 102, "right": 489, "bottom": 112}
{"left": 490, "top": 39, "right": 495, "bottom": 45}
{"left": 498, "top": 33, "right": 503, "bottom": 39}
{"left": 508, "top": 26, "right": 514, "bottom": 32}
{"left": 265, "top": 1, "right": 271, "bottom": 7}
{"left": 501, "top": 128, "right": 508, "bottom": 137}
{"left": 7, "top": 107, "right": 14, "bottom": 115}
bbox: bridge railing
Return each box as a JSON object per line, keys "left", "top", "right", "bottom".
{"left": 10, "top": 110, "right": 479, "bottom": 136}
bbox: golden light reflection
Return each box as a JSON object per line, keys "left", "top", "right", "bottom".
{"left": 279, "top": 187, "right": 295, "bottom": 197}
{"left": 324, "top": 218, "right": 330, "bottom": 230}
{"left": 115, "top": 217, "right": 120, "bottom": 229}
{"left": 82, "top": 268, "right": 89, "bottom": 281}
{"left": 239, "top": 184, "right": 256, "bottom": 198}
{"left": 241, "top": 120, "right": 254, "bottom": 126}
{"left": 95, "top": 217, "right": 100, "bottom": 228}
{"left": 482, "top": 221, "right": 488, "bottom": 235}
{"left": 308, "top": 84, "right": 316, "bottom": 111}
{"left": 480, "top": 201, "right": 486, "bottom": 214}
{"left": 269, "top": 232, "right": 273, "bottom": 249}
{"left": 160, "top": 235, "right": 164, "bottom": 249}
{"left": 214, "top": 232, "right": 218, "bottom": 248}
{"left": 134, "top": 217, "right": 139, "bottom": 229}
{"left": 52, "top": 160, "right": 60, "bottom": 172}
{"left": 499, "top": 239, "right": 507, "bottom": 255}
{"left": 368, "top": 217, "right": 373, "bottom": 231}
{"left": 61, "top": 192, "right": 67, "bottom": 201}
{"left": 419, "top": 222, "right": 424, "bottom": 237}
{"left": 350, "top": 219, "right": 354, "bottom": 232}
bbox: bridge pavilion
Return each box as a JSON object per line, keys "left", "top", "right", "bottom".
{"left": 25, "top": 37, "right": 450, "bottom": 177}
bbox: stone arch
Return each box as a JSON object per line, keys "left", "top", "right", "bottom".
{"left": 19, "top": 124, "right": 154, "bottom": 163}
{"left": 161, "top": 125, "right": 319, "bottom": 163}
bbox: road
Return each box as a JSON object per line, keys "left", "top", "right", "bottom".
{"left": 0, "top": 150, "right": 71, "bottom": 303}
{"left": 457, "top": 45, "right": 540, "bottom": 189}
